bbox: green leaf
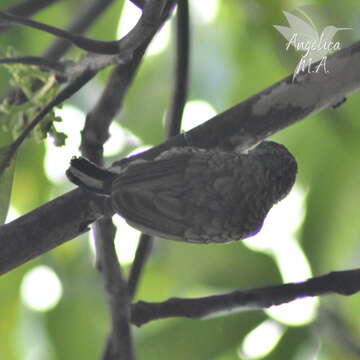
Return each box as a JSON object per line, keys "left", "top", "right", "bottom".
{"left": 0, "top": 46, "right": 62, "bottom": 144}
{"left": 0, "top": 146, "right": 16, "bottom": 224}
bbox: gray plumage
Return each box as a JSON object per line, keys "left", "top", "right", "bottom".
{"left": 110, "top": 141, "right": 297, "bottom": 244}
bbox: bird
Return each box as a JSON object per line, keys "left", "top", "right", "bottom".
{"left": 67, "top": 141, "right": 297, "bottom": 244}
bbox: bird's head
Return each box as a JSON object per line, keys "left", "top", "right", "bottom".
{"left": 251, "top": 141, "right": 298, "bottom": 203}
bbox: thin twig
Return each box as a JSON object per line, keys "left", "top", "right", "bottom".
{"left": 44, "top": 0, "right": 116, "bottom": 60}
{"left": 4, "top": 0, "right": 60, "bottom": 16}
{"left": 0, "top": 0, "right": 61, "bottom": 32}
{"left": 1, "top": 39, "right": 360, "bottom": 275}
{"left": 0, "top": 0, "right": 175, "bottom": 56}
{"left": 117, "top": 0, "right": 176, "bottom": 59}
{"left": 94, "top": 218, "right": 135, "bottom": 360}
{"left": 128, "top": 234, "right": 153, "bottom": 299}
{"left": 81, "top": 45, "right": 148, "bottom": 162}
{"left": 0, "top": 0, "right": 117, "bottom": 111}
{"left": 131, "top": 268, "right": 360, "bottom": 326}
{"left": 78, "top": 0, "right": 177, "bottom": 305}
{"left": 128, "top": 1, "right": 189, "bottom": 299}
{"left": 0, "top": 11, "right": 120, "bottom": 54}
{"left": 79, "top": 16, "right": 154, "bottom": 360}
{"left": 166, "top": 0, "right": 190, "bottom": 137}
{"left": 80, "top": 53, "right": 147, "bottom": 360}
{"left": 0, "top": 56, "right": 66, "bottom": 73}
{"left": 319, "top": 308, "right": 360, "bottom": 356}
{"left": 0, "top": 69, "right": 96, "bottom": 175}
{"left": 0, "top": 0, "right": 175, "bottom": 110}
{"left": 0, "top": 0, "right": 177, "bottom": 178}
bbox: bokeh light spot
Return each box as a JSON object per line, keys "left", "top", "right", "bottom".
{"left": 113, "top": 216, "right": 141, "bottom": 265}
{"left": 21, "top": 266, "right": 62, "bottom": 312}
{"left": 181, "top": 100, "right": 217, "bottom": 132}
{"left": 239, "top": 320, "right": 285, "bottom": 359}
{"left": 244, "top": 184, "right": 318, "bottom": 326}
{"left": 117, "top": 2, "right": 170, "bottom": 57}
{"left": 5, "top": 206, "right": 20, "bottom": 223}
{"left": 103, "top": 122, "right": 127, "bottom": 157}
{"left": 44, "top": 105, "right": 85, "bottom": 184}
{"left": 190, "top": 0, "right": 220, "bottom": 23}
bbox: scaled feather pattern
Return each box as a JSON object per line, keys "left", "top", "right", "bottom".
{"left": 110, "top": 141, "right": 297, "bottom": 243}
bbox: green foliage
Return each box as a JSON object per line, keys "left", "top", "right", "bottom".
{"left": 0, "top": 47, "right": 65, "bottom": 146}
{"left": 1, "top": 0, "right": 360, "bottom": 360}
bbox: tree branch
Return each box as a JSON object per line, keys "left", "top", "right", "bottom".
{"left": 0, "top": 0, "right": 175, "bottom": 56}
{"left": 80, "top": 53, "right": 147, "bottom": 360}
{"left": 131, "top": 268, "right": 360, "bottom": 327}
{"left": 128, "top": 0, "right": 190, "bottom": 299}
{"left": 166, "top": 0, "right": 189, "bottom": 137}
{"left": 1, "top": 39, "right": 360, "bottom": 275}
{"left": 0, "top": 189, "right": 111, "bottom": 275}
{"left": 128, "top": 234, "right": 153, "bottom": 299}
{"left": 129, "top": 0, "right": 146, "bottom": 10}
{"left": 0, "top": 56, "right": 65, "bottom": 73}
{"left": 94, "top": 218, "right": 135, "bottom": 360}
{"left": 0, "top": 69, "right": 96, "bottom": 175}
{"left": 44, "top": 0, "right": 116, "bottom": 60}
{"left": 118, "top": 39, "right": 360, "bottom": 163}
{"left": 80, "top": 45, "right": 148, "bottom": 162}
{"left": 0, "top": 10, "right": 120, "bottom": 54}
{"left": 320, "top": 308, "right": 360, "bottom": 356}
{"left": 0, "top": 0, "right": 61, "bottom": 32}
{"left": 0, "top": 0, "right": 177, "bottom": 175}
{"left": 0, "top": 0, "right": 117, "bottom": 113}
{"left": 79, "top": 12, "right": 155, "bottom": 358}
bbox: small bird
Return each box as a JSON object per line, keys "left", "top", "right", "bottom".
{"left": 67, "top": 141, "right": 297, "bottom": 244}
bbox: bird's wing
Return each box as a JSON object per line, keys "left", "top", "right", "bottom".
{"left": 111, "top": 156, "right": 190, "bottom": 241}
{"left": 113, "top": 156, "right": 187, "bottom": 190}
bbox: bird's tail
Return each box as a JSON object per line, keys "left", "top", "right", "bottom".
{"left": 66, "top": 157, "right": 118, "bottom": 195}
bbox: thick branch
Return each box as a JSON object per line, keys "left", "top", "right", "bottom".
{"left": 131, "top": 268, "right": 360, "bottom": 326}
{"left": 123, "top": 39, "right": 360, "bottom": 163}
{"left": 0, "top": 189, "right": 111, "bottom": 275}
{"left": 1, "top": 40, "right": 360, "bottom": 275}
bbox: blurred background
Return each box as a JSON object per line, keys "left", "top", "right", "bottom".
{"left": 1, "top": 0, "right": 360, "bottom": 359}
